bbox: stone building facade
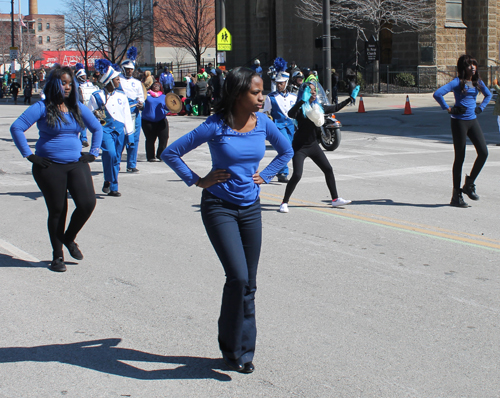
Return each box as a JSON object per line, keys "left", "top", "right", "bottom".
{"left": 223, "top": 0, "right": 500, "bottom": 89}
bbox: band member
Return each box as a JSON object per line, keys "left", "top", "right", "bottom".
{"left": 75, "top": 63, "right": 99, "bottom": 147}
{"left": 263, "top": 58, "right": 297, "bottom": 182}
{"left": 88, "top": 59, "right": 134, "bottom": 197}
{"left": 120, "top": 47, "right": 145, "bottom": 173}
{"left": 287, "top": 70, "right": 304, "bottom": 95}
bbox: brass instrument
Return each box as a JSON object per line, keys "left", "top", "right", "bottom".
{"left": 165, "top": 92, "right": 183, "bottom": 113}
{"left": 93, "top": 108, "right": 107, "bottom": 126}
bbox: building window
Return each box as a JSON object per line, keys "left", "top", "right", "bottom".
{"left": 38, "top": 36, "right": 42, "bottom": 44}
{"left": 446, "top": 0, "right": 462, "bottom": 22}
{"left": 46, "top": 36, "right": 50, "bottom": 43}
{"left": 38, "top": 22, "right": 42, "bottom": 31}
{"left": 46, "top": 23, "right": 50, "bottom": 29}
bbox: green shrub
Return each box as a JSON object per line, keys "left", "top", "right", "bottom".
{"left": 356, "top": 71, "right": 365, "bottom": 89}
{"left": 395, "top": 72, "right": 415, "bottom": 87}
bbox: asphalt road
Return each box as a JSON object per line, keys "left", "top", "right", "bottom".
{"left": 1, "top": 93, "right": 499, "bottom": 397}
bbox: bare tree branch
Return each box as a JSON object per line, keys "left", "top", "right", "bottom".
{"left": 154, "top": 0, "right": 215, "bottom": 69}
{"left": 297, "top": 0, "right": 435, "bottom": 41}
{"left": 57, "top": 0, "right": 100, "bottom": 72}
{"left": 89, "top": 0, "right": 154, "bottom": 64}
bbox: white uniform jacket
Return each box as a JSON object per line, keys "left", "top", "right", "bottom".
{"left": 87, "top": 89, "right": 134, "bottom": 136}
{"left": 119, "top": 75, "right": 145, "bottom": 104}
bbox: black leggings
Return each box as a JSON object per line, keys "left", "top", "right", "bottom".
{"left": 450, "top": 118, "right": 488, "bottom": 188}
{"left": 142, "top": 118, "right": 169, "bottom": 161}
{"left": 283, "top": 142, "right": 338, "bottom": 203}
{"left": 32, "top": 161, "right": 96, "bottom": 258}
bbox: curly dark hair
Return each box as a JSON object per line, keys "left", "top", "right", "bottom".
{"left": 213, "top": 66, "right": 260, "bottom": 127}
{"left": 457, "top": 54, "right": 480, "bottom": 92}
{"left": 43, "top": 65, "right": 84, "bottom": 129}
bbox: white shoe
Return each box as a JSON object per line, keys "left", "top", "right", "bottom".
{"left": 279, "top": 203, "right": 289, "bottom": 213}
{"left": 332, "top": 198, "right": 352, "bottom": 207}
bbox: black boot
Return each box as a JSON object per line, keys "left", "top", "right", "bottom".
{"left": 450, "top": 188, "right": 469, "bottom": 208}
{"left": 462, "top": 175, "right": 479, "bottom": 200}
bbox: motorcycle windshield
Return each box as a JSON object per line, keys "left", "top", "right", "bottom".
{"left": 297, "top": 81, "right": 331, "bottom": 106}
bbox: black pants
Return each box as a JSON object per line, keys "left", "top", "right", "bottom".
{"left": 24, "top": 96, "right": 31, "bottom": 105}
{"left": 194, "top": 96, "right": 210, "bottom": 116}
{"left": 141, "top": 118, "right": 169, "bottom": 161}
{"left": 450, "top": 118, "right": 488, "bottom": 188}
{"left": 283, "top": 142, "right": 338, "bottom": 203}
{"left": 32, "top": 161, "right": 96, "bottom": 259}
{"left": 200, "top": 190, "right": 261, "bottom": 364}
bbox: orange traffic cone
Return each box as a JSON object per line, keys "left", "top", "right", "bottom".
{"left": 357, "top": 96, "right": 366, "bottom": 113}
{"left": 403, "top": 95, "right": 412, "bottom": 115}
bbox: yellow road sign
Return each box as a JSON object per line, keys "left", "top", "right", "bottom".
{"left": 217, "top": 28, "right": 232, "bottom": 51}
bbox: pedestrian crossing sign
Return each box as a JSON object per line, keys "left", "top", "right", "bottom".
{"left": 217, "top": 28, "right": 232, "bottom": 51}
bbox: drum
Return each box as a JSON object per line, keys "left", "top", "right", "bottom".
{"left": 165, "top": 92, "right": 183, "bottom": 113}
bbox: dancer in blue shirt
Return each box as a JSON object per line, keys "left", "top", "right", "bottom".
{"left": 433, "top": 54, "right": 492, "bottom": 207}
{"left": 10, "top": 65, "right": 103, "bottom": 272}
{"left": 142, "top": 82, "right": 169, "bottom": 161}
{"left": 162, "top": 67, "right": 293, "bottom": 374}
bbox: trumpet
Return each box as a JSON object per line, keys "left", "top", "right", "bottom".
{"left": 93, "top": 108, "right": 107, "bottom": 126}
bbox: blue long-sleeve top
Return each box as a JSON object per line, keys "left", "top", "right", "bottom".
{"left": 142, "top": 94, "right": 168, "bottom": 122}
{"left": 433, "top": 77, "right": 492, "bottom": 120}
{"left": 161, "top": 112, "right": 294, "bottom": 206}
{"left": 10, "top": 101, "right": 103, "bottom": 163}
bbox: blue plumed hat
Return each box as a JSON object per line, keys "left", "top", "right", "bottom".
{"left": 121, "top": 46, "right": 138, "bottom": 70}
{"left": 273, "top": 57, "right": 289, "bottom": 82}
{"left": 95, "top": 59, "right": 120, "bottom": 85}
{"left": 75, "top": 63, "right": 86, "bottom": 78}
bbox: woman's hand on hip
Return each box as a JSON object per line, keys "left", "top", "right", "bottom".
{"left": 196, "top": 169, "right": 231, "bottom": 188}
{"left": 253, "top": 170, "right": 264, "bottom": 185}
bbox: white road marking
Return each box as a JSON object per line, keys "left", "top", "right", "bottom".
{"left": 0, "top": 237, "right": 41, "bottom": 263}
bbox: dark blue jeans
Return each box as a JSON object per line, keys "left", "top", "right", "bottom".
{"left": 200, "top": 189, "right": 262, "bottom": 363}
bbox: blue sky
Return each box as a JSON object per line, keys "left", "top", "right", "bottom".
{"left": 0, "top": 0, "right": 66, "bottom": 15}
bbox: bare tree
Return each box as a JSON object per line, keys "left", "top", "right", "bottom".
{"left": 56, "top": 0, "right": 99, "bottom": 73}
{"left": 89, "top": 0, "right": 154, "bottom": 64}
{"left": 297, "top": 0, "right": 435, "bottom": 87}
{"left": 154, "top": 0, "right": 215, "bottom": 69}
{"left": 17, "top": 30, "right": 43, "bottom": 88}
{"left": 0, "top": 23, "right": 12, "bottom": 67}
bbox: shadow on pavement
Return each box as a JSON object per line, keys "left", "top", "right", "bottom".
{"left": 0, "top": 338, "right": 231, "bottom": 381}
{"left": 0, "top": 253, "right": 46, "bottom": 268}
{"left": 0, "top": 191, "right": 43, "bottom": 200}
{"left": 319, "top": 199, "right": 449, "bottom": 208}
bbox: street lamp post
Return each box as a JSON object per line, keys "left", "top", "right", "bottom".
{"left": 322, "top": 0, "right": 331, "bottom": 102}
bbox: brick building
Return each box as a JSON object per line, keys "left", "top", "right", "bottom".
{"left": 223, "top": 0, "right": 500, "bottom": 89}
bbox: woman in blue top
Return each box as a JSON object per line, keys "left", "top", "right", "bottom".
{"left": 10, "top": 66, "right": 103, "bottom": 272}
{"left": 141, "top": 82, "right": 169, "bottom": 161}
{"left": 433, "top": 55, "right": 492, "bottom": 207}
{"left": 162, "top": 67, "right": 293, "bottom": 374}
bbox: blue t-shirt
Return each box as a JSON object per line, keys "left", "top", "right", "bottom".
{"left": 433, "top": 77, "right": 492, "bottom": 120}
{"left": 10, "top": 101, "right": 103, "bottom": 163}
{"left": 142, "top": 94, "right": 168, "bottom": 122}
{"left": 161, "top": 112, "right": 294, "bottom": 206}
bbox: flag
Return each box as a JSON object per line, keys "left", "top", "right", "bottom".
{"left": 19, "top": 17, "right": 27, "bottom": 28}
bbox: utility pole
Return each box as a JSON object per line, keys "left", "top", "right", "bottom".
{"left": 322, "top": 0, "right": 331, "bottom": 102}
{"left": 10, "top": 0, "right": 14, "bottom": 47}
